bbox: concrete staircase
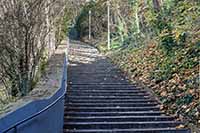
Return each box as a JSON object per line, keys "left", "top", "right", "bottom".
{"left": 64, "top": 41, "right": 190, "bottom": 133}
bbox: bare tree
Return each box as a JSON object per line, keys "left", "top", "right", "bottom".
{"left": 0, "top": 0, "right": 67, "bottom": 99}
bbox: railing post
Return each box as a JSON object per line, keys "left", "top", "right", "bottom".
{"left": 14, "top": 126, "right": 17, "bottom": 133}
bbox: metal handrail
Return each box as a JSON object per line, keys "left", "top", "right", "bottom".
{"left": 2, "top": 56, "right": 67, "bottom": 133}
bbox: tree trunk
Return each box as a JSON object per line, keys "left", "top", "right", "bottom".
{"left": 152, "top": 0, "right": 160, "bottom": 11}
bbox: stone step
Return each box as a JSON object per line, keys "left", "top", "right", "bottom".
{"left": 68, "top": 90, "right": 146, "bottom": 93}
{"left": 64, "top": 128, "right": 190, "bottom": 133}
{"left": 69, "top": 76, "right": 124, "bottom": 79}
{"left": 69, "top": 79, "right": 129, "bottom": 83}
{"left": 70, "top": 81, "right": 130, "bottom": 84}
{"left": 64, "top": 121, "right": 183, "bottom": 130}
{"left": 65, "top": 106, "right": 160, "bottom": 112}
{"left": 69, "top": 73, "right": 124, "bottom": 76}
{"left": 69, "top": 75, "right": 125, "bottom": 78}
{"left": 68, "top": 88, "right": 142, "bottom": 91}
{"left": 68, "top": 92, "right": 150, "bottom": 97}
{"left": 68, "top": 99, "right": 157, "bottom": 103}
{"left": 68, "top": 87, "right": 142, "bottom": 91}
{"left": 66, "top": 102, "right": 158, "bottom": 107}
{"left": 68, "top": 70, "right": 121, "bottom": 74}
{"left": 69, "top": 76, "right": 127, "bottom": 79}
{"left": 67, "top": 95, "right": 151, "bottom": 100}
{"left": 69, "top": 84, "right": 136, "bottom": 87}
{"left": 69, "top": 72, "right": 123, "bottom": 75}
{"left": 64, "top": 116, "right": 175, "bottom": 122}
{"left": 69, "top": 72, "right": 122, "bottom": 75}
{"left": 68, "top": 68, "right": 120, "bottom": 71}
{"left": 68, "top": 88, "right": 147, "bottom": 94}
{"left": 68, "top": 63, "right": 116, "bottom": 67}
{"left": 65, "top": 111, "right": 164, "bottom": 117}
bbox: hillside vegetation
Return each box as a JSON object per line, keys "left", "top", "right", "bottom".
{"left": 74, "top": 0, "right": 200, "bottom": 127}
{"left": 108, "top": 0, "right": 200, "bottom": 127}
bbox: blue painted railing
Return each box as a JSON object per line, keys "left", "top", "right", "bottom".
{"left": 0, "top": 55, "right": 67, "bottom": 133}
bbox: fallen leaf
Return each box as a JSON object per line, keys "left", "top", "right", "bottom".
{"left": 161, "top": 91, "right": 167, "bottom": 96}
{"left": 185, "top": 108, "right": 190, "bottom": 113}
{"left": 176, "top": 124, "right": 185, "bottom": 129}
{"left": 160, "top": 105, "right": 164, "bottom": 110}
{"left": 182, "top": 105, "right": 187, "bottom": 109}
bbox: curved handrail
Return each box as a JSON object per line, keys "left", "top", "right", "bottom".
{"left": 2, "top": 55, "right": 67, "bottom": 133}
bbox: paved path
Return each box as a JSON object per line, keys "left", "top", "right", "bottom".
{"left": 64, "top": 41, "right": 190, "bottom": 133}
